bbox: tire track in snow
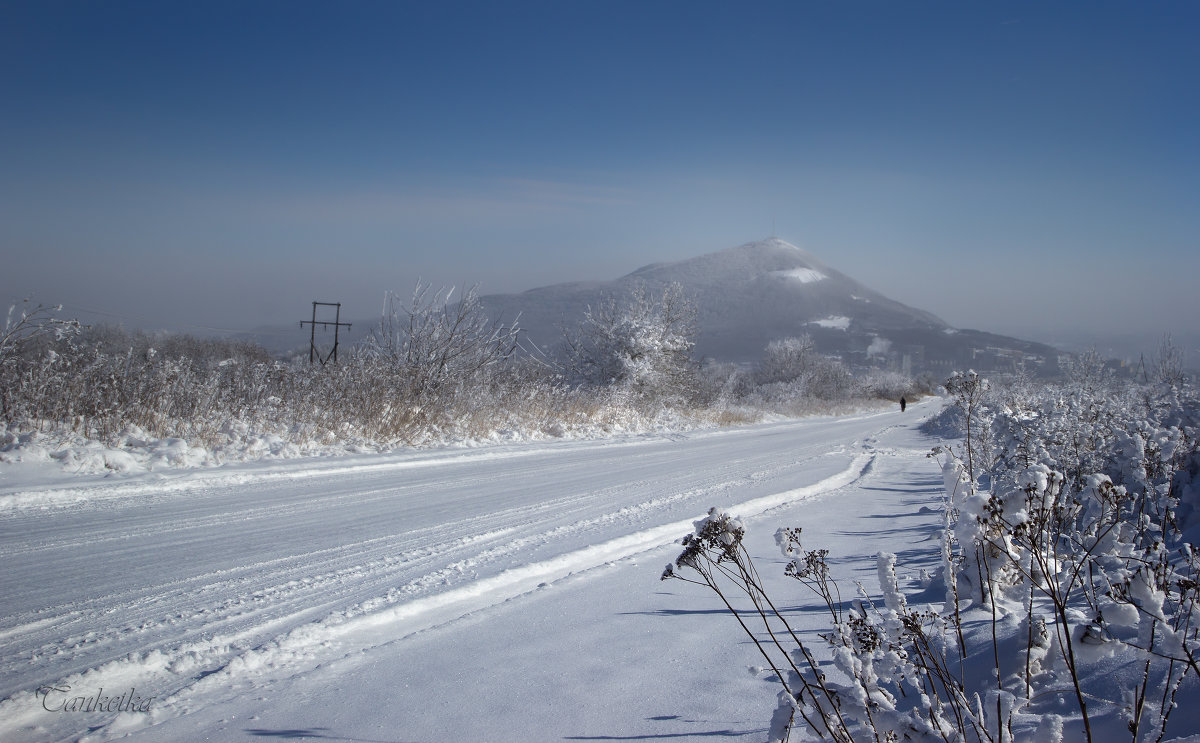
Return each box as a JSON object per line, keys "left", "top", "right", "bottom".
{"left": 0, "top": 415, "right": 900, "bottom": 742}
{"left": 90, "top": 453, "right": 875, "bottom": 738}
{"left": 0, "top": 462, "right": 758, "bottom": 711}
{"left": 2, "top": 455, "right": 759, "bottom": 680}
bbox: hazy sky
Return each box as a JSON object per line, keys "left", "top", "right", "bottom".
{"left": 2, "top": 1, "right": 1197, "bottom": 351}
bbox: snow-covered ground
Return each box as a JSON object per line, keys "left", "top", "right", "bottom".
{"left": 1, "top": 401, "right": 948, "bottom": 742}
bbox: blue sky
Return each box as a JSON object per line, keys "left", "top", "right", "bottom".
{"left": 2, "top": 1, "right": 1196, "bottom": 352}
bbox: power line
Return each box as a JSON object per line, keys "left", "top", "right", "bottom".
{"left": 299, "top": 302, "right": 352, "bottom": 364}
{"left": 52, "top": 303, "right": 301, "bottom": 336}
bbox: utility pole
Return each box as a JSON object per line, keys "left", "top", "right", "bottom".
{"left": 300, "top": 301, "right": 352, "bottom": 365}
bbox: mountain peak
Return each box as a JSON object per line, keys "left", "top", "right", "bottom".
{"left": 731, "top": 237, "right": 828, "bottom": 268}
{"left": 476, "top": 237, "right": 1059, "bottom": 373}
{"left": 625, "top": 236, "right": 829, "bottom": 287}
{"left": 742, "top": 236, "right": 801, "bottom": 251}
{"left": 730, "top": 237, "right": 814, "bottom": 262}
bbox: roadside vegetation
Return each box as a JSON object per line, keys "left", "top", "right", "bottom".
{"left": 0, "top": 286, "right": 929, "bottom": 471}
{"left": 665, "top": 348, "right": 1200, "bottom": 741}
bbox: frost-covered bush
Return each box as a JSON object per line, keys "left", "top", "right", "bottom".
{"left": 757, "top": 335, "right": 819, "bottom": 386}
{"left": 0, "top": 300, "right": 80, "bottom": 420}
{"left": 669, "top": 368, "right": 1200, "bottom": 742}
{"left": 3, "top": 287, "right": 926, "bottom": 467}
{"left": 0, "top": 288, "right": 723, "bottom": 461}
{"left": 1154, "top": 334, "right": 1188, "bottom": 388}
{"left": 563, "top": 282, "right": 700, "bottom": 405}
{"left": 857, "top": 369, "right": 920, "bottom": 401}
{"left": 365, "top": 283, "right": 521, "bottom": 403}
{"left": 665, "top": 512, "right": 1016, "bottom": 743}
{"left": 695, "top": 359, "right": 755, "bottom": 404}
{"left": 752, "top": 335, "right": 921, "bottom": 406}
{"left": 747, "top": 335, "right": 859, "bottom": 405}
{"left": 929, "top": 368, "right": 1200, "bottom": 742}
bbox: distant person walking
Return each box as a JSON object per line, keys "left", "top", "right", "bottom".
{"left": 900, "top": 396, "right": 907, "bottom": 412}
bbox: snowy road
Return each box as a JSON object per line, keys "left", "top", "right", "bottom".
{"left": 0, "top": 404, "right": 947, "bottom": 742}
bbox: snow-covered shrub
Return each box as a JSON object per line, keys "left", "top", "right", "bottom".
{"left": 757, "top": 335, "right": 819, "bottom": 386}
{"left": 666, "top": 513, "right": 1024, "bottom": 742}
{"left": 745, "top": 335, "right": 859, "bottom": 406}
{"left": 857, "top": 369, "right": 919, "bottom": 401}
{"left": 663, "top": 510, "right": 863, "bottom": 742}
{"left": 943, "top": 370, "right": 994, "bottom": 486}
{"left": 3, "top": 287, "right": 927, "bottom": 470}
{"left": 695, "top": 359, "right": 755, "bottom": 404}
{"left": 0, "top": 300, "right": 80, "bottom": 420}
{"left": 365, "top": 282, "right": 522, "bottom": 403}
{"left": 0, "top": 296, "right": 730, "bottom": 462}
{"left": 807, "top": 356, "right": 857, "bottom": 401}
{"left": 931, "top": 369, "right": 1200, "bottom": 742}
{"left": 670, "top": 369, "right": 1200, "bottom": 742}
{"left": 563, "top": 282, "right": 700, "bottom": 405}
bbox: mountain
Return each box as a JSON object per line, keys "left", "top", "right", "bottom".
{"left": 230, "top": 238, "right": 1063, "bottom": 376}
{"left": 479, "top": 238, "right": 1063, "bottom": 377}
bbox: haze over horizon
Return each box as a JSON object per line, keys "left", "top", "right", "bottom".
{"left": 2, "top": 2, "right": 1196, "bottom": 360}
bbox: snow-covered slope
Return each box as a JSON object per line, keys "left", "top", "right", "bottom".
{"left": 481, "top": 238, "right": 1061, "bottom": 374}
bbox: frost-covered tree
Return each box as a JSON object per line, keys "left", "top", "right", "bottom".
{"left": 754, "top": 335, "right": 855, "bottom": 401}
{"left": 0, "top": 299, "right": 79, "bottom": 419}
{"left": 0, "top": 300, "right": 79, "bottom": 362}
{"left": 1155, "top": 333, "right": 1187, "bottom": 388}
{"left": 366, "top": 283, "right": 522, "bottom": 400}
{"left": 858, "top": 369, "right": 916, "bottom": 400}
{"left": 756, "top": 335, "right": 817, "bottom": 385}
{"left": 564, "top": 282, "right": 698, "bottom": 402}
